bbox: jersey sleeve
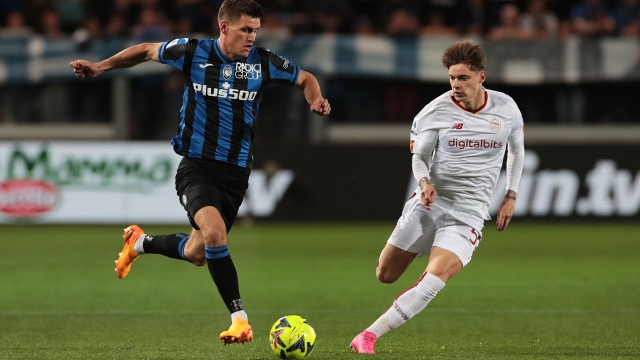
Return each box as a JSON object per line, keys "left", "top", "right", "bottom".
{"left": 506, "top": 103, "right": 525, "bottom": 192}
{"left": 411, "top": 103, "right": 446, "bottom": 154}
{"left": 157, "top": 38, "right": 196, "bottom": 71}
{"left": 261, "top": 48, "right": 300, "bottom": 85}
{"left": 508, "top": 104, "right": 525, "bottom": 145}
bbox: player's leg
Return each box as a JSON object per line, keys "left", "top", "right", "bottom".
{"left": 351, "top": 250, "right": 458, "bottom": 355}
{"left": 179, "top": 162, "right": 252, "bottom": 345}
{"left": 182, "top": 228, "right": 206, "bottom": 265}
{"left": 189, "top": 205, "right": 252, "bottom": 345}
{"left": 376, "top": 193, "right": 434, "bottom": 284}
{"left": 351, "top": 197, "right": 437, "bottom": 354}
{"left": 367, "top": 233, "right": 471, "bottom": 338}
{"left": 425, "top": 246, "right": 463, "bottom": 281}
{"left": 376, "top": 243, "right": 417, "bottom": 284}
{"left": 115, "top": 225, "right": 193, "bottom": 279}
{"left": 115, "top": 159, "right": 206, "bottom": 278}
{"left": 192, "top": 205, "right": 245, "bottom": 316}
{"left": 355, "top": 257, "right": 450, "bottom": 353}
{"left": 115, "top": 204, "right": 210, "bottom": 278}
{"left": 352, "top": 222, "right": 482, "bottom": 354}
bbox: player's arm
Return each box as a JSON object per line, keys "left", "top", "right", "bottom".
{"left": 295, "top": 70, "right": 331, "bottom": 115}
{"left": 70, "top": 42, "right": 162, "bottom": 78}
{"left": 412, "top": 130, "right": 438, "bottom": 210}
{"left": 497, "top": 121, "right": 525, "bottom": 231}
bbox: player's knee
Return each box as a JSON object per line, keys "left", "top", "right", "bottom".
{"left": 376, "top": 267, "right": 399, "bottom": 284}
{"left": 202, "top": 228, "right": 227, "bottom": 247}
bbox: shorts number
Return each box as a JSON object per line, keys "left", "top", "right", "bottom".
{"left": 469, "top": 228, "right": 481, "bottom": 245}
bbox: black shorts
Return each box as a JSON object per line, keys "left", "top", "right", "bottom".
{"left": 175, "top": 157, "right": 250, "bottom": 233}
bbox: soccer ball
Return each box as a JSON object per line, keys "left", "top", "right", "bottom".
{"left": 269, "top": 315, "right": 316, "bottom": 359}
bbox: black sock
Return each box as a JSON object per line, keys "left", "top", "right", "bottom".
{"left": 142, "top": 233, "right": 191, "bottom": 262}
{"left": 205, "top": 245, "right": 243, "bottom": 313}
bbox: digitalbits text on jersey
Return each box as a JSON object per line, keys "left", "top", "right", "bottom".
{"left": 448, "top": 138, "right": 504, "bottom": 150}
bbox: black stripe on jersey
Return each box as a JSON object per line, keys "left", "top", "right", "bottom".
{"left": 180, "top": 39, "right": 199, "bottom": 155}
{"left": 258, "top": 48, "right": 271, "bottom": 82}
{"left": 200, "top": 45, "right": 223, "bottom": 159}
{"left": 250, "top": 50, "right": 273, "bottom": 161}
{"left": 227, "top": 62, "right": 249, "bottom": 166}
{"left": 164, "top": 43, "right": 188, "bottom": 61}
{"left": 264, "top": 48, "right": 295, "bottom": 75}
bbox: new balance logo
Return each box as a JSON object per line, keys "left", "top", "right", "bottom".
{"left": 199, "top": 63, "right": 215, "bottom": 68}
{"left": 452, "top": 123, "right": 464, "bottom": 129}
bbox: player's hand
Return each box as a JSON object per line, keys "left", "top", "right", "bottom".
{"left": 310, "top": 98, "right": 330, "bottom": 115}
{"left": 420, "top": 184, "right": 437, "bottom": 210}
{"left": 496, "top": 197, "right": 515, "bottom": 231}
{"left": 69, "top": 60, "right": 99, "bottom": 78}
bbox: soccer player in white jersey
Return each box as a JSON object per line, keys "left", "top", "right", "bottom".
{"left": 350, "top": 40, "right": 525, "bottom": 354}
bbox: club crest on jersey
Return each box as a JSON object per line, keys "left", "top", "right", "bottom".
{"left": 452, "top": 123, "right": 464, "bottom": 130}
{"left": 235, "top": 63, "right": 261, "bottom": 79}
{"left": 490, "top": 119, "right": 501, "bottom": 133}
{"left": 223, "top": 65, "right": 232, "bottom": 80}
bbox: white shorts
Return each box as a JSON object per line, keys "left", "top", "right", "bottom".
{"left": 387, "top": 194, "right": 485, "bottom": 267}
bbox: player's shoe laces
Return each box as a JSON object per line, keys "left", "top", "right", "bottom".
{"left": 219, "top": 318, "right": 253, "bottom": 346}
{"left": 350, "top": 330, "right": 378, "bottom": 354}
{"left": 115, "top": 225, "right": 144, "bottom": 279}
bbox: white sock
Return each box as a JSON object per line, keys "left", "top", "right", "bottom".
{"left": 133, "top": 234, "right": 146, "bottom": 255}
{"left": 231, "top": 310, "right": 248, "bottom": 322}
{"left": 366, "top": 272, "right": 445, "bottom": 338}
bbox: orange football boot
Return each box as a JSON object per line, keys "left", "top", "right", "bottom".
{"left": 219, "top": 318, "right": 253, "bottom": 345}
{"left": 115, "top": 225, "right": 144, "bottom": 279}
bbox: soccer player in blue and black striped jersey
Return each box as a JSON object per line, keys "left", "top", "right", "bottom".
{"left": 70, "top": 0, "right": 330, "bottom": 346}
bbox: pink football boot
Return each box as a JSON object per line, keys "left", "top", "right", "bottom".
{"left": 349, "top": 330, "right": 378, "bottom": 354}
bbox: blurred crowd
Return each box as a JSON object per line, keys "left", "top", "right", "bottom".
{"left": 1, "top": 0, "right": 639, "bottom": 133}
{"left": 1, "top": 0, "right": 640, "bottom": 43}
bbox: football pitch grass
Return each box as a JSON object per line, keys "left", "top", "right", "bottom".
{"left": 0, "top": 222, "right": 638, "bottom": 359}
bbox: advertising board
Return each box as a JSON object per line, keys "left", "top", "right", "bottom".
{"left": 1, "top": 143, "right": 637, "bottom": 223}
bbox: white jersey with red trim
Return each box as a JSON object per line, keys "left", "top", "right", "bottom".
{"left": 410, "top": 88, "right": 524, "bottom": 220}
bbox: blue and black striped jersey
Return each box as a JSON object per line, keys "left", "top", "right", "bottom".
{"left": 158, "top": 38, "right": 301, "bottom": 168}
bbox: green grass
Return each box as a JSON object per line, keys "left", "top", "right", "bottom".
{"left": 0, "top": 222, "right": 639, "bottom": 359}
